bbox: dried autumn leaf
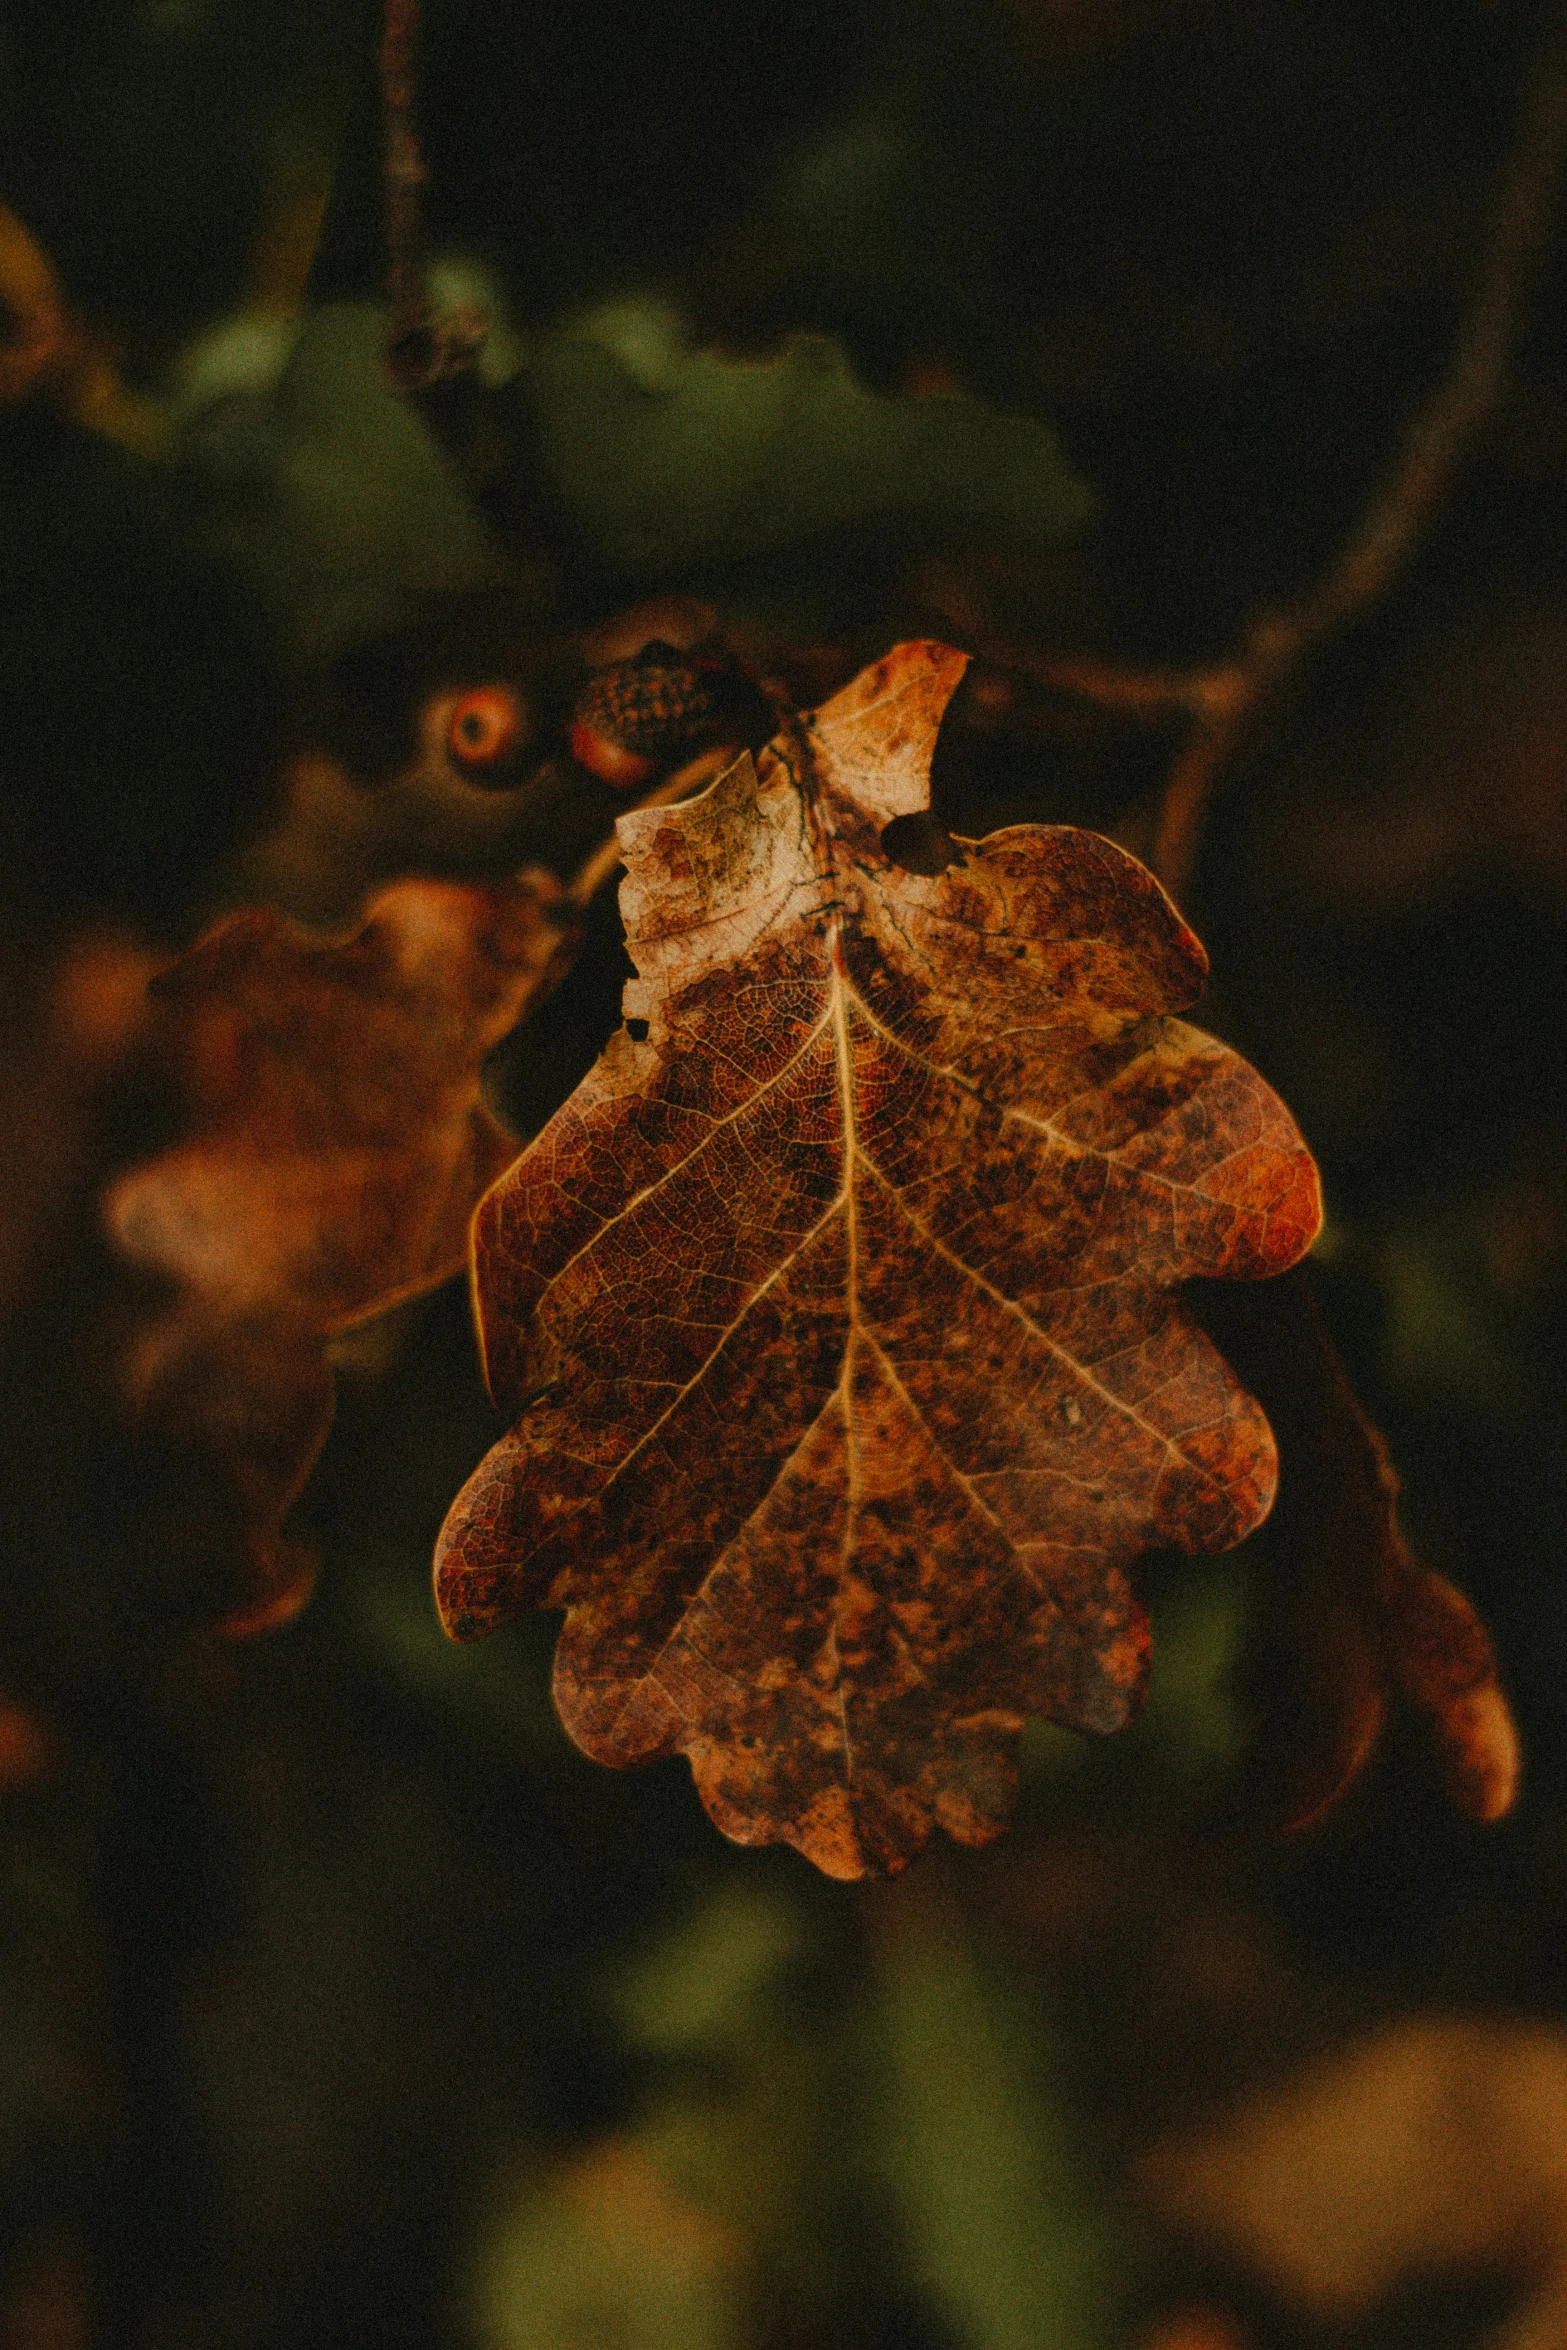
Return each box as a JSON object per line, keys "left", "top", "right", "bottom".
{"left": 104, "top": 871, "right": 576, "bottom": 1630}
{"left": 108, "top": 871, "right": 573, "bottom": 1333}
{"left": 436, "top": 642, "right": 1322, "bottom": 1877}
{"left": 1199, "top": 1268, "right": 1518, "bottom": 1831}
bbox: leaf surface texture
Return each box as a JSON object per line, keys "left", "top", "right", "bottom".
{"left": 437, "top": 644, "right": 1322, "bottom": 1875}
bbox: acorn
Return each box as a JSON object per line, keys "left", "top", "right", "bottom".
{"left": 568, "top": 639, "right": 774, "bottom": 788}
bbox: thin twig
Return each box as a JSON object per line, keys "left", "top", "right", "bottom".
{"left": 970, "top": 642, "right": 1243, "bottom": 726}
{"left": 380, "top": 0, "right": 488, "bottom": 392}
{"left": 963, "top": 639, "right": 1240, "bottom": 728}
{"left": 380, "top": 0, "right": 430, "bottom": 374}
{"left": 1028, "top": 6, "right": 1567, "bottom": 906}
{"left": 1154, "top": 5, "right": 1567, "bottom": 897}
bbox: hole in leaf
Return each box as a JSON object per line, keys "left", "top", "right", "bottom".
{"left": 625, "top": 1017, "right": 650, "bottom": 1041}
{"left": 880, "top": 813, "right": 960, "bottom": 874}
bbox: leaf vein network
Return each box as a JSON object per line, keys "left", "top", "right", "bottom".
{"left": 858, "top": 1158, "right": 1192, "bottom": 1463}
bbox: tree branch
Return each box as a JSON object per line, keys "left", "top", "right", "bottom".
{"left": 1032, "top": 5, "right": 1567, "bottom": 906}
{"left": 380, "top": 0, "right": 432, "bottom": 381}
{"left": 380, "top": 0, "right": 487, "bottom": 392}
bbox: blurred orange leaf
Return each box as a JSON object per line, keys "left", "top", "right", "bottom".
{"left": 108, "top": 871, "right": 573, "bottom": 1330}
{"left": 436, "top": 642, "right": 1321, "bottom": 1876}
{"left": 105, "top": 871, "right": 577, "bottom": 1631}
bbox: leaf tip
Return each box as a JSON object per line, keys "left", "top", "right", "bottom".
{"left": 790, "top": 1787, "right": 877, "bottom": 1880}
{"left": 1433, "top": 1680, "right": 1522, "bottom": 1824}
{"left": 221, "top": 1546, "right": 317, "bottom": 1640}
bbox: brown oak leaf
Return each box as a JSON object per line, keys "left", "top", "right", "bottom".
{"left": 435, "top": 642, "right": 1322, "bottom": 1877}
{"left": 1197, "top": 1267, "right": 1519, "bottom": 1832}
{"left": 104, "top": 872, "right": 575, "bottom": 1631}
{"left": 108, "top": 873, "right": 574, "bottom": 1330}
